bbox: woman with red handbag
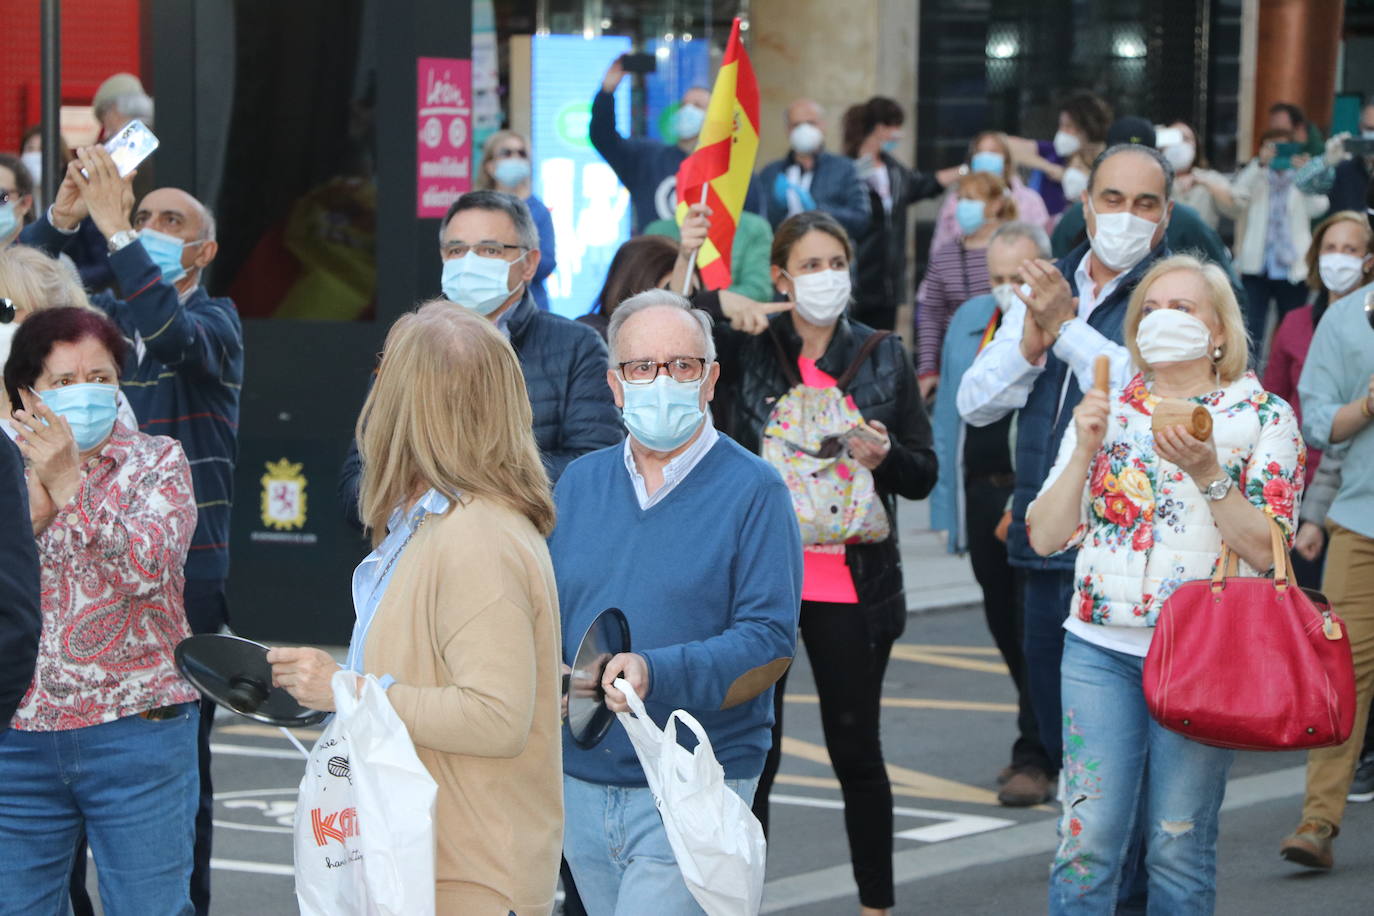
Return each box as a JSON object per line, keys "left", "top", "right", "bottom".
{"left": 1025, "top": 254, "right": 1305, "bottom": 914}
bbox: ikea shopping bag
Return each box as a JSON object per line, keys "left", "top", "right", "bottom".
{"left": 294, "top": 671, "right": 438, "bottom": 916}
{"left": 615, "top": 678, "right": 767, "bottom": 916}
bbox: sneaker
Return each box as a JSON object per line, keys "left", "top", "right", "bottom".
{"left": 998, "top": 766, "right": 1053, "bottom": 807}
{"left": 1279, "top": 820, "right": 1337, "bottom": 870}
{"left": 1347, "top": 752, "right": 1374, "bottom": 803}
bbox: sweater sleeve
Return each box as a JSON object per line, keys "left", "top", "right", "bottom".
{"left": 0, "top": 437, "right": 40, "bottom": 725}
{"left": 1297, "top": 312, "right": 1352, "bottom": 451}
{"left": 639, "top": 477, "right": 802, "bottom": 712}
{"left": 915, "top": 259, "right": 950, "bottom": 377}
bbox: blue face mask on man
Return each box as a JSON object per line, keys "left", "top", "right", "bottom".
{"left": 620, "top": 373, "right": 706, "bottom": 452}
{"left": 955, "top": 198, "right": 987, "bottom": 235}
{"left": 140, "top": 229, "right": 206, "bottom": 284}
{"left": 40, "top": 383, "right": 120, "bottom": 452}
{"left": 441, "top": 250, "right": 526, "bottom": 316}
{"left": 673, "top": 104, "right": 706, "bottom": 142}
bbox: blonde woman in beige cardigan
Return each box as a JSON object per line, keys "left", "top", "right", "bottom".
{"left": 269, "top": 301, "right": 564, "bottom": 915}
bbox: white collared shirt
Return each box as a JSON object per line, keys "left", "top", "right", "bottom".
{"left": 956, "top": 251, "right": 1134, "bottom": 427}
{"left": 622, "top": 421, "right": 719, "bottom": 510}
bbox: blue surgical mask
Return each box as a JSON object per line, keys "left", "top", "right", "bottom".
{"left": 493, "top": 157, "right": 531, "bottom": 188}
{"left": 40, "top": 383, "right": 119, "bottom": 452}
{"left": 0, "top": 202, "right": 17, "bottom": 241}
{"left": 955, "top": 198, "right": 987, "bottom": 235}
{"left": 139, "top": 228, "right": 203, "bottom": 284}
{"left": 441, "top": 250, "right": 525, "bottom": 315}
{"left": 620, "top": 373, "right": 706, "bottom": 452}
{"left": 882, "top": 137, "right": 901, "bottom": 154}
{"left": 970, "top": 151, "right": 1004, "bottom": 175}
{"left": 673, "top": 104, "right": 706, "bottom": 141}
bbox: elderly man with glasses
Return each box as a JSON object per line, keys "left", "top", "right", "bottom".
{"left": 340, "top": 190, "right": 621, "bottom": 525}
{"left": 548, "top": 288, "right": 802, "bottom": 915}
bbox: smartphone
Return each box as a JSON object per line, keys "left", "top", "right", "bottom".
{"left": 619, "top": 52, "right": 658, "bottom": 75}
{"left": 105, "top": 119, "right": 159, "bottom": 177}
{"left": 1154, "top": 127, "right": 1184, "bottom": 149}
{"left": 1275, "top": 141, "right": 1303, "bottom": 157}
{"left": 1345, "top": 137, "right": 1374, "bottom": 157}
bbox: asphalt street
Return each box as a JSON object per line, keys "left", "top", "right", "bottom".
{"left": 84, "top": 601, "right": 1367, "bottom": 916}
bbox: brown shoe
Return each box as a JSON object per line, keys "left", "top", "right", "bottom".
{"left": 1280, "top": 820, "right": 1338, "bottom": 870}
{"left": 998, "top": 767, "right": 1053, "bottom": 807}
{"left": 996, "top": 765, "right": 1015, "bottom": 785}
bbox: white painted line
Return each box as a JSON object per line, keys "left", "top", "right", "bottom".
{"left": 770, "top": 793, "right": 1014, "bottom": 842}
{"left": 212, "top": 819, "right": 293, "bottom": 835}
{"left": 760, "top": 764, "right": 1308, "bottom": 913}
{"left": 215, "top": 787, "right": 298, "bottom": 800}
{"left": 210, "top": 857, "right": 294, "bottom": 877}
{"left": 211, "top": 743, "right": 307, "bottom": 760}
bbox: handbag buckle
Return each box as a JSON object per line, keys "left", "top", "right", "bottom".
{"left": 1322, "top": 611, "right": 1343, "bottom": 641}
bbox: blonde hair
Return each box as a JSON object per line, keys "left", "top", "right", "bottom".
{"left": 0, "top": 245, "right": 92, "bottom": 319}
{"left": 476, "top": 129, "right": 529, "bottom": 191}
{"left": 1124, "top": 254, "right": 1250, "bottom": 383}
{"left": 1305, "top": 210, "right": 1374, "bottom": 292}
{"left": 356, "top": 301, "right": 555, "bottom": 544}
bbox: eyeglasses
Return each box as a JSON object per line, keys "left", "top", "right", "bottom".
{"left": 493, "top": 147, "right": 528, "bottom": 159}
{"left": 440, "top": 241, "right": 527, "bottom": 261}
{"left": 0, "top": 189, "right": 13, "bottom": 205}
{"left": 617, "top": 357, "right": 709, "bottom": 384}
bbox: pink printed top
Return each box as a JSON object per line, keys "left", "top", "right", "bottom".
{"left": 797, "top": 357, "right": 860, "bottom": 604}
{"left": 12, "top": 420, "right": 200, "bottom": 731}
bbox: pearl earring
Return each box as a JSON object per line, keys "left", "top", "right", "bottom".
{"left": 1211, "top": 345, "right": 1223, "bottom": 361}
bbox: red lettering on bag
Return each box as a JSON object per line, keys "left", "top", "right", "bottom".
{"left": 311, "top": 807, "right": 360, "bottom": 847}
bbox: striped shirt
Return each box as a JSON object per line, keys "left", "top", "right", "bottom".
{"left": 916, "top": 243, "right": 991, "bottom": 377}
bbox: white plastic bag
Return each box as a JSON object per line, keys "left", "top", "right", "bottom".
{"left": 294, "top": 671, "right": 439, "bottom": 916}
{"left": 614, "top": 678, "right": 767, "bottom": 916}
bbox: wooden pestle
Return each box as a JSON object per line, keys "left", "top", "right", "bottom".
{"left": 1152, "top": 399, "right": 1213, "bottom": 442}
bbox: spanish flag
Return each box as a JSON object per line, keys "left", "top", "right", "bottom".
{"left": 674, "top": 17, "right": 759, "bottom": 291}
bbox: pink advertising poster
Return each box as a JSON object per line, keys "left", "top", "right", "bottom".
{"left": 416, "top": 57, "right": 472, "bottom": 219}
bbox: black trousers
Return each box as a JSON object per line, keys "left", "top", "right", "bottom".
{"left": 753, "top": 599, "right": 896, "bottom": 910}
{"left": 71, "top": 579, "right": 228, "bottom": 916}
{"left": 964, "top": 479, "right": 1054, "bottom": 774}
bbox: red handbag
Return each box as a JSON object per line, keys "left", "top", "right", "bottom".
{"left": 1143, "top": 521, "right": 1357, "bottom": 751}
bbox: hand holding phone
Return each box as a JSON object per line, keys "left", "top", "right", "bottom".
{"left": 619, "top": 52, "right": 658, "bottom": 75}
{"left": 79, "top": 119, "right": 158, "bottom": 180}
{"left": 72, "top": 146, "right": 137, "bottom": 239}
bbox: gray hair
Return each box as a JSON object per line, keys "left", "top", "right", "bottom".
{"left": 438, "top": 189, "right": 540, "bottom": 251}
{"left": 98, "top": 93, "right": 154, "bottom": 125}
{"left": 1087, "top": 143, "right": 1175, "bottom": 201}
{"left": 606, "top": 289, "right": 717, "bottom": 367}
{"left": 988, "top": 221, "right": 1052, "bottom": 259}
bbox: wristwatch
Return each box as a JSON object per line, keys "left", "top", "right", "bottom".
{"left": 107, "top": 229, "right": 139, "bottom": 253}
{"left": 1052, "top": 316, "right": 1076, "bottom": 340}
{"left": 1199, "top": 475, "right": 1233, "bottom": 501}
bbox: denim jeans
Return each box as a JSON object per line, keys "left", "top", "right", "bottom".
{"left": 564, "top": 773, "right": 760, "bottom": 916}
{"left": 0, "top": 703, "right": 199, "bottom": 916}
{"left": 1050, "top": 634, "right": 1234, "bottom": 916}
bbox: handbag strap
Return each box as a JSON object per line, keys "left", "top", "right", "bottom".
{"left": 1211, "top": 517, "right": 1292, "bottom": 594}
{"left": 766, "top": 323, "right": 804, "bottom": 388}
{"left": 835, "top": 330, "right": 893, "bottom": 392}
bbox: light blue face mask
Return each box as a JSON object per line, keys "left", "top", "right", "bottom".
{"left": 441, "top": 250, "right": 526, "bottom": 315}
{"left": 970, "top": 151, "right": 1004, "bottom": 175}
{"left": 493, "top": 157, "right": 531, "bottom": 188}
{"left": 955, "top": 198, "right": 987, "bottom": 235}
{"left": 0, "top": 202, "right": 17, "bottom": 241}
{"left": 620, "top": 373, "right": 706, "bottom": 452}
{"left": 673, "top": 104, "right": 706, "bottom": 141}
{"left": 40, "top": 383, "right": 119, "bottom": 452}
{"left": 139, "top": 228, "right": 204, "bottom": 284}
{"left": 882, "top": 137, "right": 902, "bottom": 154}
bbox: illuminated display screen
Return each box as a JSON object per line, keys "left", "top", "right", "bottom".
{"left": 531, "top": 35, "right": 634, "bottom": 320}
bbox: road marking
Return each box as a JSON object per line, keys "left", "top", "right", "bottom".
{"left": 903, "top": 644, "right": 1005, "bottom": 657}
{"left": 771, "top": 793, "right": 1014, "bottom": 842}
{"left": 783, "top": 736, "right": 1000, "bottom": 805}
{"left": 211, "top": 743, "right": 305, "bottom": 760}
{"left": 218, "top": 723, "right": 323, "bottom": 741}
{"left": 210, "top": 857, "right": 294, "bottom": 877}
{"left": 786, "top": 693, "right": 1018, "bottom": 713}
{"left": 760, "top": 764, "right": 1309, "bottom": 913}
{"left": 889, "top": 644, "right": 1011, "bottom": 674}
{"left": 213, "top": 819, "right": 293, "bottom": 835}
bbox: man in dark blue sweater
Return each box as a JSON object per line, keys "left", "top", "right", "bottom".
{"left": 0, "top": 434, "right": 41, "bottom": 727}
{"left": 21, "top": 145, "right": 242, "bottom": 916}
{"left": 550, "top": 289, "right": 801, "bottom": 915}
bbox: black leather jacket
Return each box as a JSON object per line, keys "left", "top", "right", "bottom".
{"left": 852, "top": 154, "right": 944, "bottom": 321}
{"left": 710, "top": 306, "right": 938, "bottom": 640}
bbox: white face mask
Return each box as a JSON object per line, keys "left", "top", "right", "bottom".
{"left": 1061, "top": 166, "right": 1089, "bottom": 202}
{"left": 787, "top": 269, "right": 851, "bottom": 325}
{"left": 1318, "top": 252, "right": 1367, "bottom": 296}
{"left": 1136, "top": 307, "right": 1213, "bottom": 367}
{"left": 1087, "top": 199, "right": 1162, "bottom": 272}
{"left": 789, "top": 123, "right": 824, "bottom": 156}
{"left": 1053, "top": 129, "right": 1082, "bottom": 158}
{"left": 992, "top": 283, "right": 1019, "bottom": 313}
{"left": 1162, "top": 142, "right": 1195, "bottom": 173}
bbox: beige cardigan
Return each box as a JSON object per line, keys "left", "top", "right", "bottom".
{"left": 364, "top": 495, "right": 563, "bottom": 916}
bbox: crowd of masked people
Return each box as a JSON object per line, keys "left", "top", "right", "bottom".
{"left": 0, "top": 62, "right": 1372, "bottom": 916}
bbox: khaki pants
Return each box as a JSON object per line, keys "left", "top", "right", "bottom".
{"left": 1302, "top": 523, "right": 1374, "bottom": 828}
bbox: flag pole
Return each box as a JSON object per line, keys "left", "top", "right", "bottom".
{"left": 681, "top": 184, "right": 709, "bottom": 297}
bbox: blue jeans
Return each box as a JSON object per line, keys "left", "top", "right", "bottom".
{"left": 1050, "top": 634, "right": 1234, "bottom": 915}
{"left": 564, "top": 773, "right": 760, "bottom": 916}
{"left": 0, "top": 704, "right": 199, "bottom": 916}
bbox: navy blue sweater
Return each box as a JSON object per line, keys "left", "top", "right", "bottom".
{"left": 22, "top": 217, "right": 244, "bottom": 581}
{"left": 550, "top": 436, "right": 802, "bottom": 784}
{"left": 0, "top": 434, "right": 41, "bottom": 725}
